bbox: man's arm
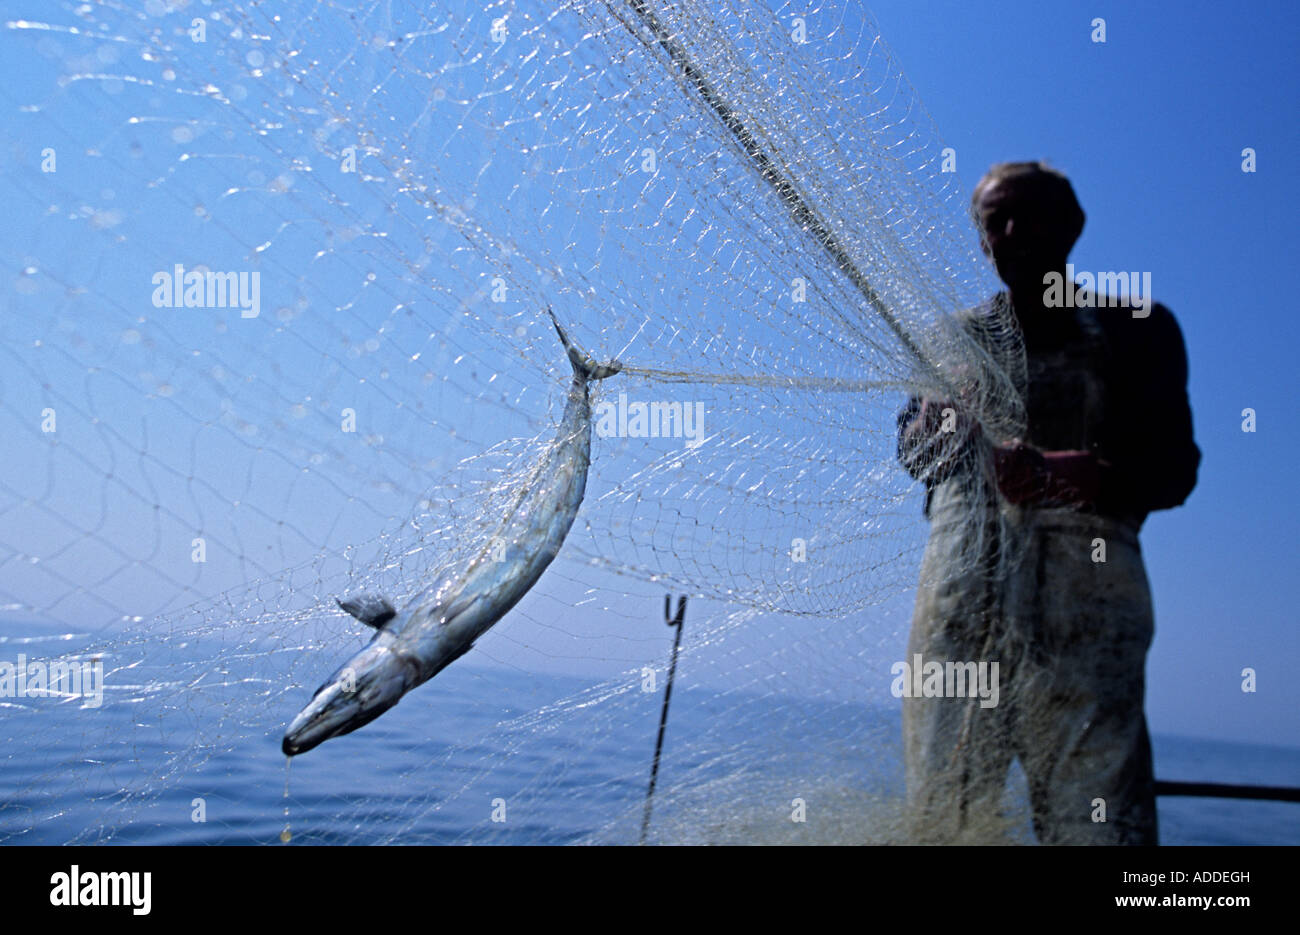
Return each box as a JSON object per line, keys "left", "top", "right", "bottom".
{"left": 897, "top": 396, "right": 981, "bottom": 487}
{"left": 1095, "top": 302, "right": 1200, "bottom": 515}
{"left": 896, "top": 396, "right": 927, "bottom": 479}
{"left": 990, "top": 304, "right": 1198, "bottom": 513}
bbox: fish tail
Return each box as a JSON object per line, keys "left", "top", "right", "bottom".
{"left": 547, "top": 307, "right": 621, "bottom": 381}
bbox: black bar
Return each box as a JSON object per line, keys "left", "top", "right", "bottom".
{"left": 1156, "top": 780, "right": 1300, "bottom": 803}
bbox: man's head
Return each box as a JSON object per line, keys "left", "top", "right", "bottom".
{"left": 972, "top": 162, "right": 1085, "bottom": 297}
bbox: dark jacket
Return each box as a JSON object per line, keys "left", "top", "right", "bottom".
{"left": 897, "top": 294, "right": 1200, "bottom": 525}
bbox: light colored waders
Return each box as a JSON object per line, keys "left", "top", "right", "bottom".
{"left": 903, "top": 306, "right": 1159, "bottom": 845}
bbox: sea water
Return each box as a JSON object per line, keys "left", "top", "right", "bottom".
{"left": 0, "top": 624, "right": 1295, "bottom": 845}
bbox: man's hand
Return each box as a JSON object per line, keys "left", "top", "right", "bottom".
{"left": 993, "top": 442, "right": 1105, "bottom": 507}
{"left": 992, "top": 440, "right": 1046, "bottom": 504}
{"left": 900, "top": 399, "right": 981, "bottom": 480}
{"left": 1041, "top": 449, "right": 1105, "bottom": 505}
{"left": 902, "top": 399, "right": 979, "bottom": 444}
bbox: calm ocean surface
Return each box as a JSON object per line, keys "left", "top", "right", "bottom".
{"left": 0, "top": 625, "right": 1296, "bottom": 846}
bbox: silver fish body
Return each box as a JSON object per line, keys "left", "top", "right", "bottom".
{"left": 283, "top": 310, "right": 619, "bottom": 756}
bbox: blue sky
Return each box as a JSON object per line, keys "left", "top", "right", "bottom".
{"left": 0, "top": 0, "right": 1294, "bottom": 759}
{"left": 867, "top": 0, "right": 1300, "bottom": 747}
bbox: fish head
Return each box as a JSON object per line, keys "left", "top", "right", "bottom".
{"left": 282, "top": 642, "right": 420, "bottom": 756}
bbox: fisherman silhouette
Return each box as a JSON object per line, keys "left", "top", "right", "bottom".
{"left": 897, "top": 162, "right": 1199, "bottom": 844}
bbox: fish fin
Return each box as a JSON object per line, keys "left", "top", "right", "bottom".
{"left": 336, "top": 593, "right": 397, "bottom": 629}
{"left": 546, "top": 307, "right": 621, "bottom": 381}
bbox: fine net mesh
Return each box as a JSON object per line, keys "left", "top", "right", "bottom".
{"left": 0, "top": 0, "right": 1032, "bottom": 844}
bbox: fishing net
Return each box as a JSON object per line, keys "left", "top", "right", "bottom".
{"left": 0, "top": 0, "right": 1032, "bottom": 844}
